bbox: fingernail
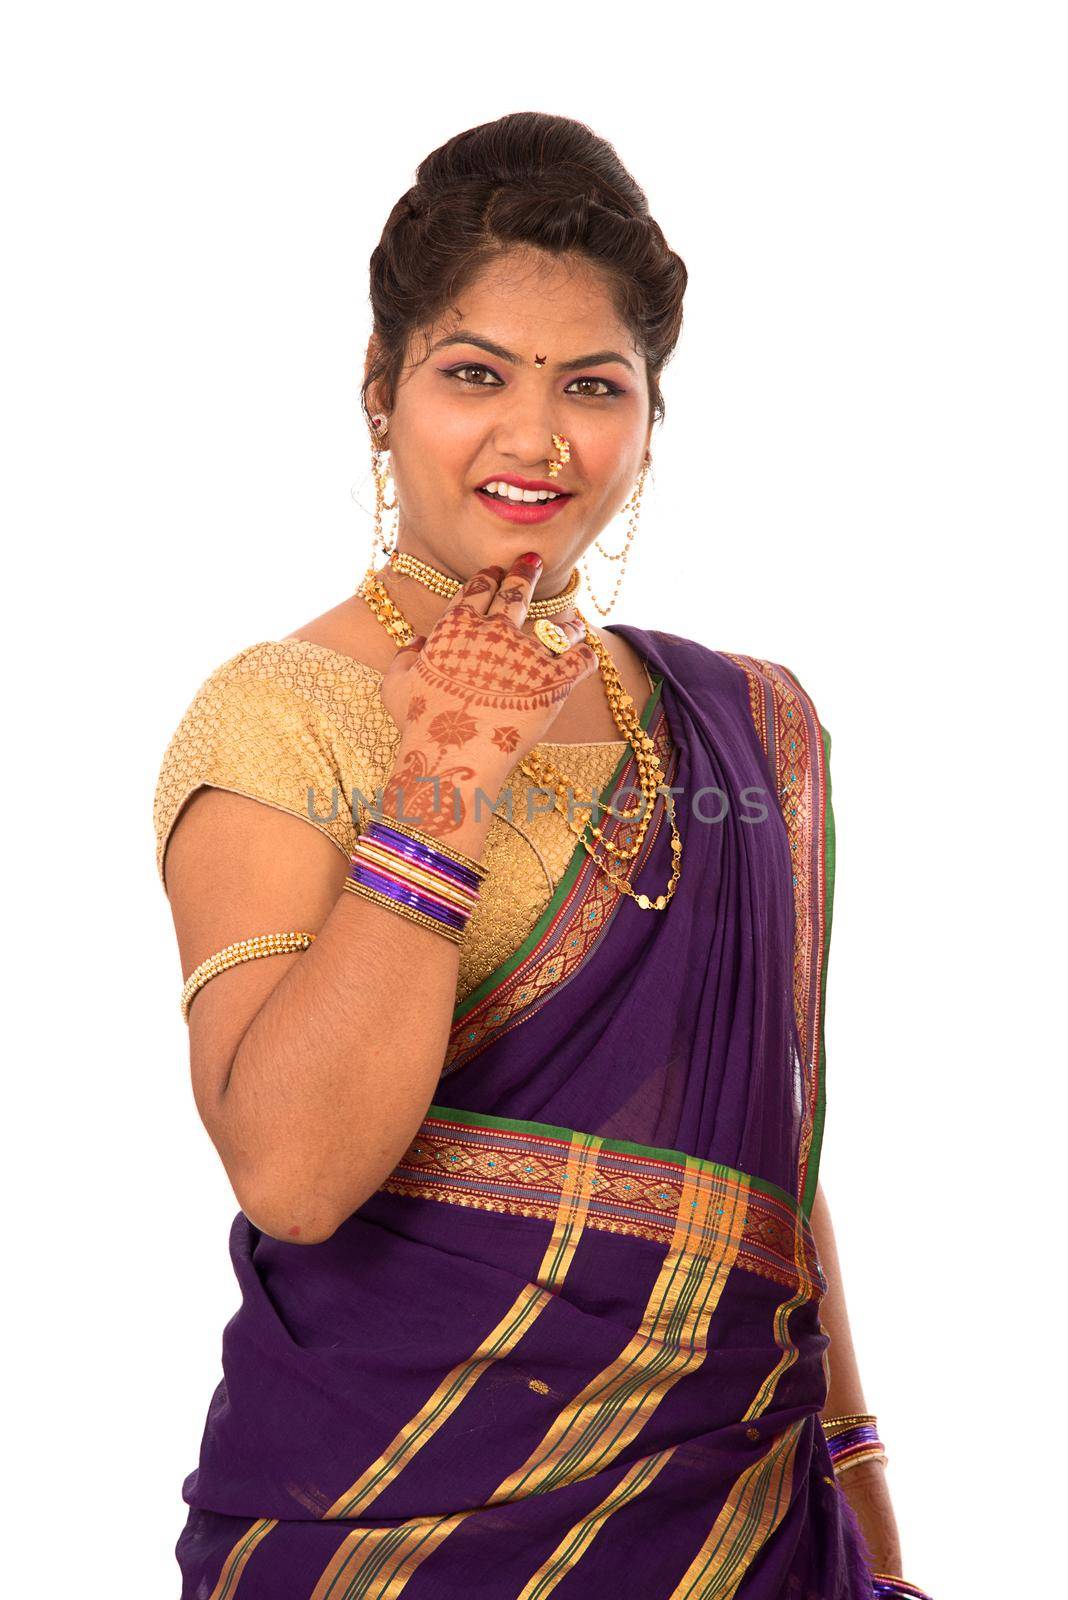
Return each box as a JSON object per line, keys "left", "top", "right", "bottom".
{"left": 520, "top": 551, "right": 543, "bottom": 566}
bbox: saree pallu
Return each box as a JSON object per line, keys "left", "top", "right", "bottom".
{"left": 176, "top": 625, "right": 874, "bottom": 1599}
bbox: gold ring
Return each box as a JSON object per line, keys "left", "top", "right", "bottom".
{"left": 533, "top": 618, "right": 571, "bottom": 654}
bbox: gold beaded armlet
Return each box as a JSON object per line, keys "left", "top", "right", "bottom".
{"left": 180, "top": 931, "right": 317, "bottom": 1022}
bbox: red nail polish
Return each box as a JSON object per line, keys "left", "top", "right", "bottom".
{"left": 521, "top": 552, "right": 543, "bottom": 566}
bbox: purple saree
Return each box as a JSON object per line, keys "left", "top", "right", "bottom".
{"left": 175, "top": 626, "right": 875, "bottom": 1599}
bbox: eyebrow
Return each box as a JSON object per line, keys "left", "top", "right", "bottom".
{"left": 430, "top": 331, "right": 637, "bottom": 376}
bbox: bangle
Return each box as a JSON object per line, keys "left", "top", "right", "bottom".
{"left": 344, "top": 818, "right": 488, "bottom": 944}
{"left": 180, "top": 931, "right": 316, "bottom": 1022}
{"left": 365, "top": 814, "right": 489, "bottom": 881}
{"left": 821, "top": 1412, "right": 878, "bottom": 1434}
{"left": 821, "top": 1414, "right": 889, "bottom": 1475}
{"left": 871, "top": 1576, "right": 934, "bottom": 1599}
{"left": 342, "top": 877, "right": 467, "bottom": 942}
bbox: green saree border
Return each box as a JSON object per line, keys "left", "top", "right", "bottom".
{"left": 451, "top": 669, "right": 665, "bottom": 1024}
{"left": 803, "top": 720, "right": 835, "bottom": 1220}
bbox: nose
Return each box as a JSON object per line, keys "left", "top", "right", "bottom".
{"left": 488, "top": 389, "right": 565, "bottom": 473}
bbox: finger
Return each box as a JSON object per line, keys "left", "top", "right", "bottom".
{"left": 443, "top": 563, "right": 506, "bottom": 617}
{"left": 558, "top": 615, "right": 590, "bottom": 647}
{"left": 485, "top": 552, "right": 543, "bottom": 625}
{"left": 382, "top": 633, "right": 425, "bottom": 677}
{"left": 565, "top": 638, "right": 600, "bottom": 682}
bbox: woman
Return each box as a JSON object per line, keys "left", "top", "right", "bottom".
{"left": 154, "top": 112, "right": 930, "bottom": 1600}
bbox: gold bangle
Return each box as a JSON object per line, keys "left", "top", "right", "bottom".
{"left": 821, "top": 1413, "right": 878, "bottom": 1435}
{"left": 341, "top": 876, "right": 466, "bottom": 943}
{"left": 180, "top": 931, "right": 316, "bottom": 1022}
{"left": 833, "top": 1448, "right": 889, "bottom": 1476}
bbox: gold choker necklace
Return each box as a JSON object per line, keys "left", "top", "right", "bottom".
{"left": 387, "top": 549, "right": 581, "bottom": 618}
{"left": 357, "top": 560, "right": 682, "bottom": 911}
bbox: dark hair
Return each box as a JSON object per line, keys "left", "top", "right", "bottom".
{"left": 363, "top": 111, "right": 687, "bottom": 429}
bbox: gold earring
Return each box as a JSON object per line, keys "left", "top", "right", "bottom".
{"left": 369, "top": 421, "right": 398, "bottom": 561}
{"left": 581, "top": 454, "right": 650, "bottom": 618}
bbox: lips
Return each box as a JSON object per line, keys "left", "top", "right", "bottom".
{"left": 476, "top": 474, "right": 570, "bottom": 495}
{"left": 475, "top": 486, "right": 572, "bottom": 506}
{"left": 473, "top": 486, "right": 573, "bottom": 525}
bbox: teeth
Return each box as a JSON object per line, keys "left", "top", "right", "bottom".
{"left": 482, "top": 482, "right": 560, "bottom": 502}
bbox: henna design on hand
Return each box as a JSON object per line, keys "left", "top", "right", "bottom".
{"left": 380, "top": 746, "right": 480, "bottom": 840}
{"left": 412, "top": 603, "right": 589, "bottom": 713}
{"left": 426, "top": 706, "right": 480, "bottom": 752}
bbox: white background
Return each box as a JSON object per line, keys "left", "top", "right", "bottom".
{"left": 4, "top": 4, "right": 1064, "bottom": 1594}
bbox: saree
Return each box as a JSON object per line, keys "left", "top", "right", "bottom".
{"left": 174, "top": 624, "right": 875, "bottom": 1599}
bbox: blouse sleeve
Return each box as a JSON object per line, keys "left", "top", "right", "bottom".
{"left": 152, "top": 645, "right": 358, "bottom": 894}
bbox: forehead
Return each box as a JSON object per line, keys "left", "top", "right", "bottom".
{"left": 427, "top": 250, "right": 639, "bottom": 355}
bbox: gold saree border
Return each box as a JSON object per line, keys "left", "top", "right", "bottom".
{"left": 667, "top": 1192, "right": 822, "bottom": 1599}
{"left": 722, "top": 654, "right": 832, "bottom": 1219}
{"left": 381, "top": 1105, "right": 826, "bottom": 1297}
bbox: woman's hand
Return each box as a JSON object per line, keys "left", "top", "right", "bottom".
{"left": 378, "top": 552, "right": 596, "bottom": 843}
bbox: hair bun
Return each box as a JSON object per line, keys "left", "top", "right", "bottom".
{"left": 364, "top": 112, "right": 687, "bottom": 430}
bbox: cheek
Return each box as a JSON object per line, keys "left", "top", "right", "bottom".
{"left": 394, "top": 417, "right": 471, "bottom": 501}
{"left": 582, "top": 426, "right": 644, "bottom": 486}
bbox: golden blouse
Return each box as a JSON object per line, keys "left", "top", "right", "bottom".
{"left": 152, "top": 638, "right": 658, "bottom": 1004}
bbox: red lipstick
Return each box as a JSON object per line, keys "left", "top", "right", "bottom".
{"left": 474, "top": 472, "right": 573, "bottom": 525}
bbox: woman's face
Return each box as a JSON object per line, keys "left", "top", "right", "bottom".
{"left": 371, "top": 250, "right": 654, "bottom": 598}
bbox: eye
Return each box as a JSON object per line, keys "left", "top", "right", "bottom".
{"left": 445, "top": 364, "right": 504, "bottom": 387}
{"left": 565, "top": 376, "right": 624, "bottom": 398}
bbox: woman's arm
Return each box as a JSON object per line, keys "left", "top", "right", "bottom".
{"left": 810, "top": 1179, "right": 903, "bottom": 1575}
{"left": 166, "top": 779, "right": 497, "bottom": 1246}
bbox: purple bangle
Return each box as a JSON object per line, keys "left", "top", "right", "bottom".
{"left": 349, "top": 860, "right": 468, "bottom": 931}
{"left": 366, "top": 819, "right": 485, "bottom": 892}
{"left": 826, "top": 1421, "right": 885, "bottom": 1469}
{"left": 365, "top": 836, "right": 481, "bottom": 899}
{"left": 871, "top": 1578, "right": 933, "bottom": 1599}
{"left": 350, "top": 859, "right": 470, "bottom": 922}
{"left": 353, "top": 837, "right": 479, "bottom": 913}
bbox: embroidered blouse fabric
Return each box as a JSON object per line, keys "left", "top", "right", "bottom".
{"left": 152, "top": 639, "right": 652, "bottom": 1004}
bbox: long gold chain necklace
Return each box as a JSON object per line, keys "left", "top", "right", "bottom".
{"left": 357, "top": 560, "right": 682, "bottom": 911}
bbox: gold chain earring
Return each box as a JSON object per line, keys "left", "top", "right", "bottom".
{"left": 581, "top": 453, "right": 650, "bottom": 618}
{"left": 368, "top": 415, "right": 399, "bottom": 561}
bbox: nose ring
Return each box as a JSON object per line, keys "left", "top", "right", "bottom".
{"left": 546, "top": 433, "right": 571, "bottom": 479}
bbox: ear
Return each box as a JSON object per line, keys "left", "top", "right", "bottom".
{"left": 362, "top": 332, "right": 387, "bottom": 417}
